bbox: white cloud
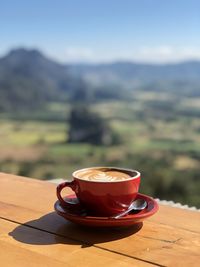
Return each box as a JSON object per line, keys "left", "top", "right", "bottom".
{"left": 64, "top": 47, "right": 95, "bottom": 62}
{"left": 139, "top": 46, "right": 174, "bottom": 57}
{"left": 135, "top": 46, "right": 200, "bottom": 63}
{"left": 49, "top": 45, "right": 200, "bottom": 63}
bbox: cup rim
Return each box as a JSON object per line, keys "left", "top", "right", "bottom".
{"left": 72, "top": 166, "right": 140, "bottom": 183}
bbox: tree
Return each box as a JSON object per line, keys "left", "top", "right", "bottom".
{"left": 68, "top": 105, "right": 113, "bottom": 145}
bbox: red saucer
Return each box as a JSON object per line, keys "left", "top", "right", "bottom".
{"left": 54, "top": 193, "right": 158, "bottom": 227}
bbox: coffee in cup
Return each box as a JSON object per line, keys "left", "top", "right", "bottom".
{"left": 75, "top": 167, "right": 132, "bottom": 182}
{"left": 57, "top": 167, "right": 140, "bottom": 216}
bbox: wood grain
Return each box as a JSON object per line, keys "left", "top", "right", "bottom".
{"left": 1, "top": 172, "right": 200, "bottom": 266}
{"left": 1, "top": 172, "right": 199, "bottom": 233}
{"left": 0, "top": 218, "right": 154, "bottom": 267}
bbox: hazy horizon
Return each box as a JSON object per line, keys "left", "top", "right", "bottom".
{"left": 1, "top": 46, "right": 200, "bottom": 66}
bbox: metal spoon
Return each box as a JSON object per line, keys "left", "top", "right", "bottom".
{"left": 112, "top": 199, "right": 147, "bottom": 219}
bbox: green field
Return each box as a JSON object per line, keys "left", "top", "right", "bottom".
{"left": 1, "top": 93, "right": 200, "bottom": 207}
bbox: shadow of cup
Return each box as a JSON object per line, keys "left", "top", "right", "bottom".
{"left": 9, "top": 212, "right": 143, "bottom": 247}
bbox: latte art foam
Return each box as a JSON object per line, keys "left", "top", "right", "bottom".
{"left": 76, "top": 169, "right": 131, "bottom": 182}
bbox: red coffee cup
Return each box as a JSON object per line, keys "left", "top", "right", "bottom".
{"left": 56, "top": 167, "right": 141, "bottom": 216}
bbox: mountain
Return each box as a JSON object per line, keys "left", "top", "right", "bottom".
{"left": 68, "top": 61, "right": 200, "bottom": 99}
{"left": 0, "top": 47, "right": 200, "bottom": 112}
{"left": 0, "top": 48, "right": 71, "bottom": 111}
{"left": 68, "top": 61, "right": 200, "bottom": 88}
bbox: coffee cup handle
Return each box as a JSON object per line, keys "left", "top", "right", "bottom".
{"left": 56, "top": 181, "right": 80, "bottom": 209}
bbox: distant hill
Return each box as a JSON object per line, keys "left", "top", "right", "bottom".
{"left": 0, "top": 48, "right": 71, "bottom": 111}
{"left": 69, "top": 61, "right": 200, "bottom": 98}
{"left": 0, "top": 48, "right": 200, "bottom": 112}
{"left": 68, "top": 61, "right": 200, "bottom": 89}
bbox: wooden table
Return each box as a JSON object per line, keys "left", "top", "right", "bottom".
{"left": 0, "top": 173, "right": 199, "bottom": 267}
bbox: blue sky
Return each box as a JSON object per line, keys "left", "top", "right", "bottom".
{"left": 1, "top": 0, "right": 200, "bottom": 63}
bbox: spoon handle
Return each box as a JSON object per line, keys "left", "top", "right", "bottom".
{"left": 112, "top": 208, "right": 132, "bottom": 219}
